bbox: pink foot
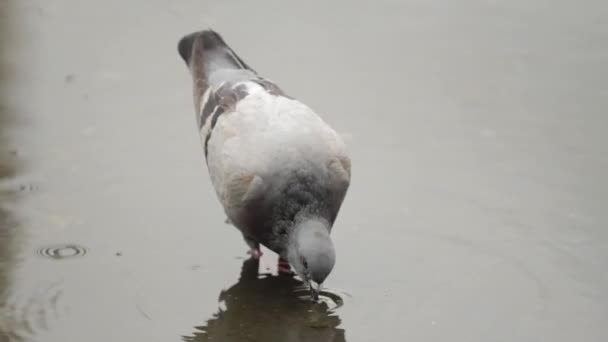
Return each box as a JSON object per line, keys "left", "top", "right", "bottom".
{"left": 247, "top": 248, "right": 263, "bottom": 259}
{"left": 278, "top": 258, "right": 294, "bottom": 275}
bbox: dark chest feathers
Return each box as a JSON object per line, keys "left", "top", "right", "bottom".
{"left": 238, "top": 172, "right": 336, "bottom": 253}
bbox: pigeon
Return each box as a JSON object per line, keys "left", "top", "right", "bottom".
{"left": 177, "top": 29, "right": 351, "bottom": 297}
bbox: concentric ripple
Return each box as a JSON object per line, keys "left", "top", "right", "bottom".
{"left": 293, "top": 286, "right": 351, "bottom": 311}
{"left": 37, "top": 244, "right": 87, "bottom": 260}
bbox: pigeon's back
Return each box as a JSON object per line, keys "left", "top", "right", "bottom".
{"left": 178, "top": 30, "right": 351, "bottom": 254}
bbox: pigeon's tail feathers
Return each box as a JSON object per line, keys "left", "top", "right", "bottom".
{"left": 178, "top": 29, "right": 254, "bottom": 76}
{"left": 178, "top": 29, "right": 256, "bottom": 115}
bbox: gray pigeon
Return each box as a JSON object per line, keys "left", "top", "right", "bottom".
{"left": 177, "top": 29, "right": 351, "bottom": 297}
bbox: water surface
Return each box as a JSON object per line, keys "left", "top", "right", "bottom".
{"left": 1, "top": 0, "right": 607, "bottom": 341}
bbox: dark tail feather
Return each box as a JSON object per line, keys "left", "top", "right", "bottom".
{"left": 177, "top": 29, "right": 255, "bottom": 115}
{"left": 177, "top": 32, "right": 198, "bottom": 67}
{"left": 177, "top": 29, "right": 254, "bottom": 72}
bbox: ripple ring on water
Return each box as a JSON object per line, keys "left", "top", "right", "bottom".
{"left": 294, "top": 286, "right": 351, "bottom": 311}
{"left": 37, "top": 244, "right": 87, "bottom": 259}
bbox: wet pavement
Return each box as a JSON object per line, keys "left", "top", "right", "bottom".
{"left": 1, "top": 0, "right": 607, "bottom": 341}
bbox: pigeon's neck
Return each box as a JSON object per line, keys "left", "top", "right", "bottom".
{"left": 290, "top": 216, "right": 331, "bottom": 244}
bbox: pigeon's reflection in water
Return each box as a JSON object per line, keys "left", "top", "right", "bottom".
{"left": 183, "top": 258, "right": 346, "bottom": 342}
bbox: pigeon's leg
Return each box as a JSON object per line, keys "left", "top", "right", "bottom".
{"left": 278, "top": 257, "right": 294, "bottom": 276}
{"left": 243, "top": 235, "right": 263, "bottom": 259}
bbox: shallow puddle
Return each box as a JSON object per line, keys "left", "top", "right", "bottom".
{"left": 1, "top": 0, "right": 607, "bottom": 341}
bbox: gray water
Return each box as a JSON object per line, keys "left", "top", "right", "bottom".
{"left": 1, "top": 0, "right": 607, "bottom": 341}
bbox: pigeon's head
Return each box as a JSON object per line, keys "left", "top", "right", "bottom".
{"left": 287, "top": 218, "right": 335, "bottom": 297}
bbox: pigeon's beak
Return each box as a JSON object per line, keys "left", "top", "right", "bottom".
{"left": 309, "top": 281, "right": 321, "bottom": 301}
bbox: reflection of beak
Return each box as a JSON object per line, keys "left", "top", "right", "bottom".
{"left": 309, "top": 281, "right": 321, "bottom": 301}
